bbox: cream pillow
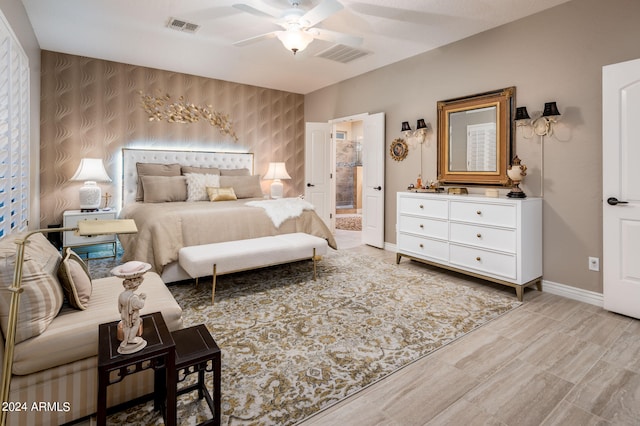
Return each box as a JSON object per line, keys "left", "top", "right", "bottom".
{"left": 219, "top": 175, "right": 264, "bottom": 199}
{"left": 57, "top": 248, "right": 92, "bottom": 310}
{"left": 185, "top": 173, "right": 221, "bottom": 201}
{"left": 207, "top": 186, "right": 237, "bottom": 201}
{"left": 0, "top": 233, "right": 64, "bottom": 343}
{"left": 141, "top": 175, "right": 187, "bottom": 203}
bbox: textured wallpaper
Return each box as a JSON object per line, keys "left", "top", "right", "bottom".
{"left": 40, "top": 50, "right": 304, "bottom": 226}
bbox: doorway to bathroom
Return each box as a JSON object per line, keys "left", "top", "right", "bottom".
{"left": 334, "top": 122, "right": 363, "bottom": 243}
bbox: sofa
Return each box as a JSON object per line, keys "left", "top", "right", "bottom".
{"left": 0, "top": 232, "right": 183, "bottom": 425}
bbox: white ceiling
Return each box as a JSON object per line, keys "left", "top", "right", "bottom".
{"left": 21, "top": 0, "right": 570, "bottom": 94}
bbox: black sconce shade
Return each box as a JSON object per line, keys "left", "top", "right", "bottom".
{"left": 401, "top": 121, "right": 411, "bottom": 132}
{"left": 416, "top": 118, "right": 428, "bottom": 130}
{"left": 515, "top": 106, "right": 531, "bottom": 121}
{"left": 542, "top": 102, "right": 560, "bottom": 117}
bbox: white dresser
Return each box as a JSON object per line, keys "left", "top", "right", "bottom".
{"left": 396, "top": 192, "right": 542, "bottom": 300}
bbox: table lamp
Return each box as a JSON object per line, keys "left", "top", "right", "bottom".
{"left": 0, "top": 219, "right": 137, "bottom": 426}
{"left": 263, "top": 162, "right": 291, "bottom": 199}
{"left": 70, "top": 158, "right": 112, "bottom": 211}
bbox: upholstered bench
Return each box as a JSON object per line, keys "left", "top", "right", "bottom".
{"left": 178, "top": 232, "right": 329, "bottom": 303}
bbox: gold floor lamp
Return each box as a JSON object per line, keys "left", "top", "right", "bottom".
{"left": 0, "top": 219, "right": 137, "bottom": 426}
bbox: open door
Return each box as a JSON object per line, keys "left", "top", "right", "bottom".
{"left": 361, "top": 112, "right": 385, "bottom": 248}
{"left": 305, "top": 122, "right": 333, "bottom": 229}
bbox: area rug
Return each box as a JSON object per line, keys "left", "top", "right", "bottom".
{"left": 94, "top": 250, "right": 521, "bottom": 425}
{"left": 335, "top": 215, "right": 362, "bottom": 231}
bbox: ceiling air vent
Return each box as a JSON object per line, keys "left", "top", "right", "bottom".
{"left": 167, "top": 17, "right": 200, "bottom": 34}
{"left": 315, "top": 44, "right": 371, "bottom": 64}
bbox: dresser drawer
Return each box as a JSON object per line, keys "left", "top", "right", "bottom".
{"left": 63, "top": 211, "right": 117, "bottom": 246}
{"left": 450, "top": 201, "right": 516, "bottom": 228}
{"left": 398, "top": 215, "right": 448, "bottom": 240}
{"left": 450, "top": 223, "right": 516, "bottom": 253}
{"left": 399, "top": 196, "right": 448, "bottom": 219}
{"left": 398, "top": 233, "right": 449, "bottom": 262}
{"left": 450, "top": 244, "right": 516, "bottom": 280}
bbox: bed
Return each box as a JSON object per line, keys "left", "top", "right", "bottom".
{"left": 119, "top": 148, "right": 337, "bottom": 283}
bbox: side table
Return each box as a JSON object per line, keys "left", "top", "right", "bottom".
{"left": 173, "top": 324, "right": 221, "bottom": 426}
{"left": 97, "top": 312, "right": 177, "bottom": 426}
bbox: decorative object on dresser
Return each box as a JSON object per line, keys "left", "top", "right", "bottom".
{"left": 507, "top": 155, "right": 528, "bottom": 198}
{"left": 63, "top": 210, "right": 118, "bottom": 260}
{"left": 437, "top": 87, "right": 515, "bottom": 186}
{"left": 396, "top": 192, "right": 542, "bottom": 301}
{"left": 70, "top": 158, "right": 112, "bottom": 211}
{"left": 263, "top": 162, "right": 291, "bottom": 199}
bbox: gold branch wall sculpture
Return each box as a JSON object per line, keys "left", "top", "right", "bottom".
{"left": 140, "top": 91, "right": 238, "bottom": 141}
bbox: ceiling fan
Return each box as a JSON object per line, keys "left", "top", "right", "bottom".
{"left": 232, "top": 0, "right": 362, "bottom": 54}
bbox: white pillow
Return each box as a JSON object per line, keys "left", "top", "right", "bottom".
{"left": 185, "top": 173, "right": 220, "bottom": 201}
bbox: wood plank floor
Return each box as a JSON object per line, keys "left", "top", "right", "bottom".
{"left": 302, "top": 239, "right": 640, "bottom": 426}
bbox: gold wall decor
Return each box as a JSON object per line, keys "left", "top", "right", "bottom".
{"left": 140, "top": 91, "right": 238, "bottom": 141}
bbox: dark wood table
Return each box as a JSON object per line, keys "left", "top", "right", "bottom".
{"left": 97, "top": 312, "right": 176, "bottom": 426}
{"left": 173, "top": 324, "right": 221, "bottom": 426}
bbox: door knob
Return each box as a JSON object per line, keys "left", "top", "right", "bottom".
{"left": 373, "top": 186, "right": 382, "bottom": 191}
{"left": 306, "top": 183, "right": 315, "bottom": 187}
{"left": 607, "top": 197, "right": 628, "bottom": 206}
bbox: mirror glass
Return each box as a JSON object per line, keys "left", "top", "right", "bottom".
{"left": 437, "top": 87, "right": 515, "bottom": 186}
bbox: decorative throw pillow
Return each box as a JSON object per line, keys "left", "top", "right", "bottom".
{"left": 141, "top": 175, "right": 188, "bottom": 203}
{"left": 0, "top": 233, "right": 64, "bottom": 343}
{"left": 57, "top": 248, "right": 92, "bottom": 310}
{"left": 207, "top": 186, "right": 237, "bottom": 201}
{"left": 219, "top": 175, "right": 264, "bottom": 199}
{"left": 185, "top": 173, "right": 221, "bottom": 201}
{"left": 135, "top": 162, "right": 181, "bottom": 201}
{"left": 181, "top": 166, "right": 220, "bottom": 176}
{"left": 220, "top": 168, "right": 251, "bottom": 176}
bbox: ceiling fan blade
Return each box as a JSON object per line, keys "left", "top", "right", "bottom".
{"left": 233, "top": 31, "right": 279, "bottom": 47}
{"left": 299, "top": 0, "right": 343, "bottom": 27}
{"left": 232, "top": 2, "right": 282, "bottom": 19}
{"left": 310, "top": 28, "right": 363, "bottom": 47}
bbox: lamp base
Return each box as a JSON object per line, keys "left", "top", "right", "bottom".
{"left": 78, "top": 181, "right": 102, "bottom": 211}
{"left": 507, "top": 184, "right": 527, "bottom": 198}
{"left": 270, "top": 179, "right": 284, "bottom": 199}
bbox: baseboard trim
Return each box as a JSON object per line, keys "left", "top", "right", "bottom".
{"left": 542, "top": 279, "right": 604, "bottom": 307}
{"left": 385, "top": 243, "right": 603, "bottom": 307}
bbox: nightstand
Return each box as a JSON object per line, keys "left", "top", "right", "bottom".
{"left": 62, "top": 209, "right": 117, "bottom": 260}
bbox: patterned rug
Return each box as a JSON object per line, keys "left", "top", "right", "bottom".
{"left": 91, "top": 250, "right": 521, "bottom": 425}
{"left": 335, "top": 215, "right": 362, "bottom": 231}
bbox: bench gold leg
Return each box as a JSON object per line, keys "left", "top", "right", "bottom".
{"left": 312, "top": 248, "right": 317, "bottom": 280}
{"left": 212, "top": 264, "right": 217, "bottom": 305}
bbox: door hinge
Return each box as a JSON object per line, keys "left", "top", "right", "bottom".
{"left": 330, "top": 173, "right": 333, "bottom": 179}
{"left": 330, "top": 213, "right": 333, "bottom": 219}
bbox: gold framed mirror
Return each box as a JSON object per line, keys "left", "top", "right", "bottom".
{"left": 437, "top": 87, "right": 515, "bottom": 186}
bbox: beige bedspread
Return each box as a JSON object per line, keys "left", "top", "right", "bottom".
{"left": 119, "top": 199, "right": 337, "bottom": 273}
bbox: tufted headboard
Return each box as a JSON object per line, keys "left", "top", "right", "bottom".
{"left": 122, "top": 148, "right": 254, "bottom": 206}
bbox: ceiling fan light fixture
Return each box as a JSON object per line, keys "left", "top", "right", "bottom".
{"left": 277, "top": 29, "right": 313, "bottom": 54}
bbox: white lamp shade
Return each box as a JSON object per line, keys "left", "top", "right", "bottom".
{"left": 71, "top": 158, "right": 111, "bottom": 210}
{"left": 71, "top": 158, "right": 112, "bottom": 182}
{"left": 264, "top": 162, "right": 291, "bottom": 199}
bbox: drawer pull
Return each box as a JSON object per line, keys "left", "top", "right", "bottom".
{"left": 476, "top": 210, "right": 482, "bottom": 215}
{"left": 419, "top": 204, "right": 424, "bottom": 209}
{"left": 419, "top": 224, "right": 424, "bottom": 229}
{"left": 476, "top": 233, "right": 482, "bottom": 238}
{"left": 476, "top": 257, "right": 481, "bottom": 261}
{"left": 419, "top": 243, "right": 424, "bottom": 248}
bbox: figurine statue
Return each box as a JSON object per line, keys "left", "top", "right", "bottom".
{"left": 111, "top": 261, "right": 151, "bottom": 354}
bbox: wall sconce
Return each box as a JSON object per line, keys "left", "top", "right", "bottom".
{"left": 401, "top": 119, "right": 429, "bottom": 143}
{"left": 515, "top": 102, "right": 561, "bottom": 138}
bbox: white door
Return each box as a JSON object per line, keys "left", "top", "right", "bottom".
{"left": 362, "top": 112, "right": 385, "bottom": 248}
{"left": 305, "top": 122, "right": 333, "bottom": 229}
{"left": 603, "top": 58, "right": 640, "bottom": 319}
